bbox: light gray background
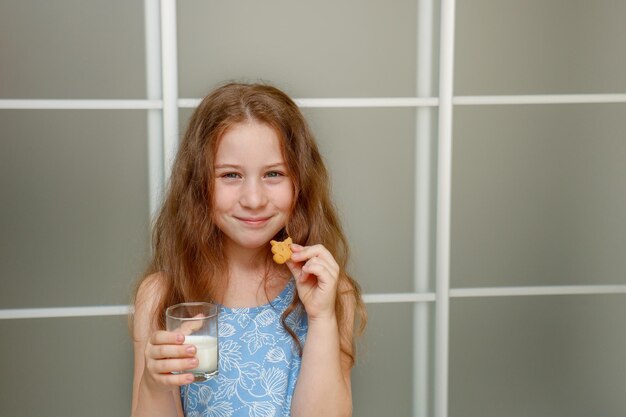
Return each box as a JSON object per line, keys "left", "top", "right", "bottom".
{"left": 1, "top": 0, "right": 625, "bottom": 416}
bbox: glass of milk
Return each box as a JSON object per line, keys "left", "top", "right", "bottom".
{"left": 166, "top": 302, "right": 219, "bottom": 382}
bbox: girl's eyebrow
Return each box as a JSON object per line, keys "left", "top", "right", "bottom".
{"left": 265, "top": 162, "right": 287, "bottom": 169}
{"left": 214, "top": 162, "right": 287, "bottom": 169}
{"left": 214, "top": 163, "right": 241, "bottom": 169}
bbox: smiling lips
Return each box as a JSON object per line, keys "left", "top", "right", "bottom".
{"left": 236, "top": 216, "right": 271, "bottom": 227}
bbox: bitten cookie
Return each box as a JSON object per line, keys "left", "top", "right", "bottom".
{"left": 270, "top": 237, "right": 293, "bottom": 264}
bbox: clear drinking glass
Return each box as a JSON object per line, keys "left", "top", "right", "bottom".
{"left": 165, "top": 302, "right": 219, "bottom": 382}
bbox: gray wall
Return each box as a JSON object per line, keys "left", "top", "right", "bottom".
{"left": 1, "top": 0, "right": 625, "bottom": 416}
{"left": 450, "top": 1, "right": 626, "bottom": 415}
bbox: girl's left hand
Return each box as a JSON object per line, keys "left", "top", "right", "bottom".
{"left": 285, "top": 243, "right": 339, "bottom": 321}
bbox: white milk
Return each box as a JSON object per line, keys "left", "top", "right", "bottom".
{"left": 184, "top": 335, "right": 218, "bottom": 373}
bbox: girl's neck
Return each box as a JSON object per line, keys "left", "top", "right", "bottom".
{"left": 217, "top": 239, "right": 291, "bottom": 308}
{"left": 223, "top": 241, "right": 267, "bottom": 277}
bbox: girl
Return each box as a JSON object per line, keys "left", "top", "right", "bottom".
{"left": 131, "top": 82, "right": 366, "bottom": 417}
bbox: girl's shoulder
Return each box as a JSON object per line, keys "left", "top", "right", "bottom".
{"left": 133, "top": 272, "right": 167, "bottom": 340}
{"left": 136, "top": 272, "right": 167, "bottom": 301}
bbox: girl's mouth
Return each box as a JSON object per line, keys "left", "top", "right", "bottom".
{"left": 236, "top": 216, "right": 271, "bottom": 227}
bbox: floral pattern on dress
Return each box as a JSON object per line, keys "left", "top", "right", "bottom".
{"left": 181, "top": 279, "right": 307, "bottom": 417}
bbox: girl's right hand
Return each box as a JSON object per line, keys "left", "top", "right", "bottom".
{"left": 142, "top": 330, "right": 199, "bottom": 391}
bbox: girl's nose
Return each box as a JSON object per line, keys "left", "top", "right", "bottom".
{"left": 240, "top": 179, "right": 268, "bottom": 208}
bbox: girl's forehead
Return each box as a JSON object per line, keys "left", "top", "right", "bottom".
{"left": 215, "top": 121, "right": 285, "bottom": 163}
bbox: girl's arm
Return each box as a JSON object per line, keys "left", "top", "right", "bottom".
{"left": 287, "top": 244, "right": 356, "bottom": 417}
{"left": 131, "top": 275, "right": 191, "bottom": 417}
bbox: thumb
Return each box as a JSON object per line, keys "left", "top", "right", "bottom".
{"left": 285, "top": 259, "right": 302, "bottom": 281}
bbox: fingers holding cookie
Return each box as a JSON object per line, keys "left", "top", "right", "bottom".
{"left": 286, "top": 243, "right": 340, "bottom": 320}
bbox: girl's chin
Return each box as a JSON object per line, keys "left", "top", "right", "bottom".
{"left": 225, "top": 236, "right": 274, "bottom": 251}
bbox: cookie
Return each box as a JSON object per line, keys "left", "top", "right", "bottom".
{"left": 270, "top": 237, "right": 293, "bottom": 264}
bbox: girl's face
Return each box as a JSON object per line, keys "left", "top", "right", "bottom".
{"left": 213, "top": 120, "right": 294, "bottom": 253}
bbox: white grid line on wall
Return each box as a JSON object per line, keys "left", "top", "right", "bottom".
{"left": 414, "top": 0, "right": 435, "bottom": 414}
{"left": 434, "top": 0, "right": 455, "bottom": 415}
{"left": 3, "top": 284, "right": 626, "bottom": 319}
{"left": 145, "top": 0, "right": 164, "bottom": 220}
{"left": 4, "top": 94, "right": 626, "bottom": 110}
{"left": 160, "top": 0, "right": 179, "bottom": 184}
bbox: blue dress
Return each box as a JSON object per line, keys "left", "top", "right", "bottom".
{"left": 181, "top": 279, "right": 308, "bottom": 417}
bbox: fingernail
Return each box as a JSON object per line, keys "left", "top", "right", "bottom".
{"left": 186, "top": 345, "right": 196, "bottom": 354}
{"left": 176, "top": 334, "right": 184, "bottom": 343}
{"left": 186, "top": 374, "right": 195, "bottom": 383}
{"left": 290, "top": 243, "right": 303, "bottom": 250}
{"left": 190, "top": 358, "right": 199, "bottom": 365}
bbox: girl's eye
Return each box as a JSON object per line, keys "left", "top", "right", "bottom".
{"left": 222, "top": 172, "right": 241, "bottom": 179}
{"left": 265, "top": 171, "right": 283, "bottom": 178}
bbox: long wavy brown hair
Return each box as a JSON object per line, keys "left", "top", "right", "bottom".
{"left": 133, "top": 82, "right": 366, "bottom": 366}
